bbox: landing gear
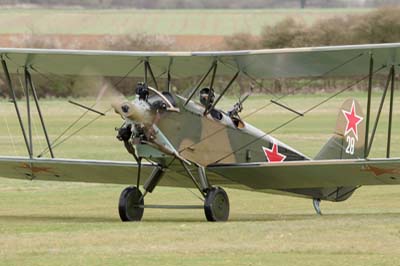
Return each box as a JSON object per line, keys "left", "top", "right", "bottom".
{"left": 117, "top": 163, "right": 230, "bottom": 222}
{"left": 312, "top": 198, "right": 322, "bottom": 215}
{"left": 118, "top": 186, "right": 144, "bottom": 221}
{"left": 204, "top": 187, "right": 230, "bottom": 222}
{"left": 182, "top": 163, "right": 230, "bottom": 222}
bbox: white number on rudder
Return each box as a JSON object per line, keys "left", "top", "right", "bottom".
{"left": 345, "top": 136, "right": 355, "bottom": 155}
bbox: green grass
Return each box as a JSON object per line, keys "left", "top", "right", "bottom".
{"left": 0, "top": 8, "right": 371, "bottom": 35}
{"left": 1, "top": 91, "right": 400, "bottom": 265}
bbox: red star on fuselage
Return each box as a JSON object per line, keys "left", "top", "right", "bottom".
{"left": 342, "top": 100, "right": 363, "bottom": 140}
{"left": 262, "top": 143, "right": 286, "bottom": 163}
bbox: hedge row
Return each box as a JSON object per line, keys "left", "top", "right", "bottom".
{"left": 225, "top": 7, "right": 400, "bottom": 50}
{"left": 2, "top": 8, "right": 400, "bottom": 98}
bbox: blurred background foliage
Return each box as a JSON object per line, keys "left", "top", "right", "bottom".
{"left": 1, "top": 6, "right": 400, "bottom": 97}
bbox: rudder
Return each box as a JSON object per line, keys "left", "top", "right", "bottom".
{"left": 315, "top": 98, "right": 365, "bottom": 161}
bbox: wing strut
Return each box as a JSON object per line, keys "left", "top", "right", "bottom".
{"left": 207, "top": 70, "right": 240, "bottom": 114}
{"left": 363, "top": 63, "right": 396, "bottom": 158}
{"left": 203, "top": 61, "right": 218, "bottom": 115}
{"left": 364, "top": 53, "right": 374, "bottom": 158}
{"left": 185, "top": 61, "right": 217, "bottom": 106}
{"left": 166, "top": 58, "right": 173, "bottom": 93}
{"left": 144, "top": 60, "right": 159, "bottom": 91}
{"left": 24, "top": 67, "right": 33, "bottom": 157}
{"left": 387, "top": 65, "right": 395, "bottom": 158}
{"left": 25, "top": 67, "right": 55, "bottom": 158}
{"left": 366, "top": 64, "right": 394, "bottom": 156}
{"left": 1, "top": 58, "right": 31, "bottom": 157}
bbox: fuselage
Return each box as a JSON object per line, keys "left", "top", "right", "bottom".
{"left": 114, "top": 90, "right": 308, "bottom": 167}
{"left": 155, "top": 94, "right": 309, "bottom": 166}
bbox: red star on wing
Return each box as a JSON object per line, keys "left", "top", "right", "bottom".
{"left": 362, "top": 165, "right": 400, "bottom": 176}
{"left": 19, "top": 163, "right": 54, "bottom": 174}
{"left": 262, "top": 143, "right": 286, "bottom": 163}
{"left": 342, "top": 100, "right": 363, "bottom": 140}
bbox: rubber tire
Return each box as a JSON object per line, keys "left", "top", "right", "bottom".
{"left": 118, "top": 186, "right": 144, "bottom": 222}
{"left": 204, "top": 187, "right": 230, "bottom": 222}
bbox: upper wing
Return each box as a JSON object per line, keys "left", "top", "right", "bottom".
{"left": 1, "top": 43, "right": 399, "bottom": 79}
{"left": 208, "top": 158, "right": 400, "bottom": 189}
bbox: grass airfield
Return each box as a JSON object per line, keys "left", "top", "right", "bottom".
{"left": 1, "top": 92, "right": 400, "bottom": 265}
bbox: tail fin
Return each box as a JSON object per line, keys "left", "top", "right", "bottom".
{"left": 315, "top": 98, "right": 365, "bottom": 160}
{"left": 281, "top": 99, "right": 366, "bottom": 202}
{"left": 305, "top": 98, "right": 366, "bottom": 202}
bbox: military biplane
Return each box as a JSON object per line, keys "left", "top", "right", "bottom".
{"left": 1, "top": 43, "right": 400, "bottom": 222}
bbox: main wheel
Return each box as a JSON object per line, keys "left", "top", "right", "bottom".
{"left": 118, "top": 186, "right": 144, "bottom": 222}
{"left": 204, "top": 187, "right": 230, "bottom": 222}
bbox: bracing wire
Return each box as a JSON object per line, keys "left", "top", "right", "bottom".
{"left": 179, "top": 52, "right": 366, "bottom": 153}
{"left": 34, "top": 61, "right": 143, "bottom": 156}
{"left": 2, "top": 114, "right": 17, "bottom": 156}
{"left": 212, "top": 64, "right": 387, "bottom": 163}
{"left": 43, "top": 108, "right": 112, "bottom": 152}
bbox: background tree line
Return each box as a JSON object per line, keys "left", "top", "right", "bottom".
{"left": 0, "top": 0, "right": 400, "bottom": 9}
{"left": 2, "top": 7, "right": 400, "bottom": 98}
{"left": 225, "top": 8, "right": 400, "bottom": 49}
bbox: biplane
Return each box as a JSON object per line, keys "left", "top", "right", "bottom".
{"left": 1, "top": 43, "right": 400, "bottom": 222}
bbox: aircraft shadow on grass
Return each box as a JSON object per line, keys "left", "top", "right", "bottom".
{"left": 0, "top": 212, "right": 399, "bottom": 223}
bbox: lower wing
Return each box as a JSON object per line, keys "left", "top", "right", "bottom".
{"left": 208, "top": 159, "right": 400, "bottom": 200}
{"left": 0, "top": 156, "right": 238, "bottom": 189}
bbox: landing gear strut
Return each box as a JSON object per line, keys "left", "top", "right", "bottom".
{"left": 183, "top": 163, "right": 230, "bottom": 221}
{"left": 119, "top": 166, "right": 165, "bottom": 222}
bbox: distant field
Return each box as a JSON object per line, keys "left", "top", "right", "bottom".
{"left": 0, "top": 8, "right": 371, "bottom": 36}
{"left": 0, "top": 91, "right": 399, "bottom": 159}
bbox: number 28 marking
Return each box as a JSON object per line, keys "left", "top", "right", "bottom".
{"left": 345, "top": 136, "right": 355, "bottom": 155}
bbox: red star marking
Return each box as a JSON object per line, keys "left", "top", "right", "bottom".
{"left": 363, "top": 165, "right": 400, "bottom": 176}
{"left": 19, "top": 163, "right": 54, "bottom": 174}
{"left": 262, "top": 143, "right": 286, "bottom": 163}
{"left": 342, "top": 100, "right": 363, "bottom": 140}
